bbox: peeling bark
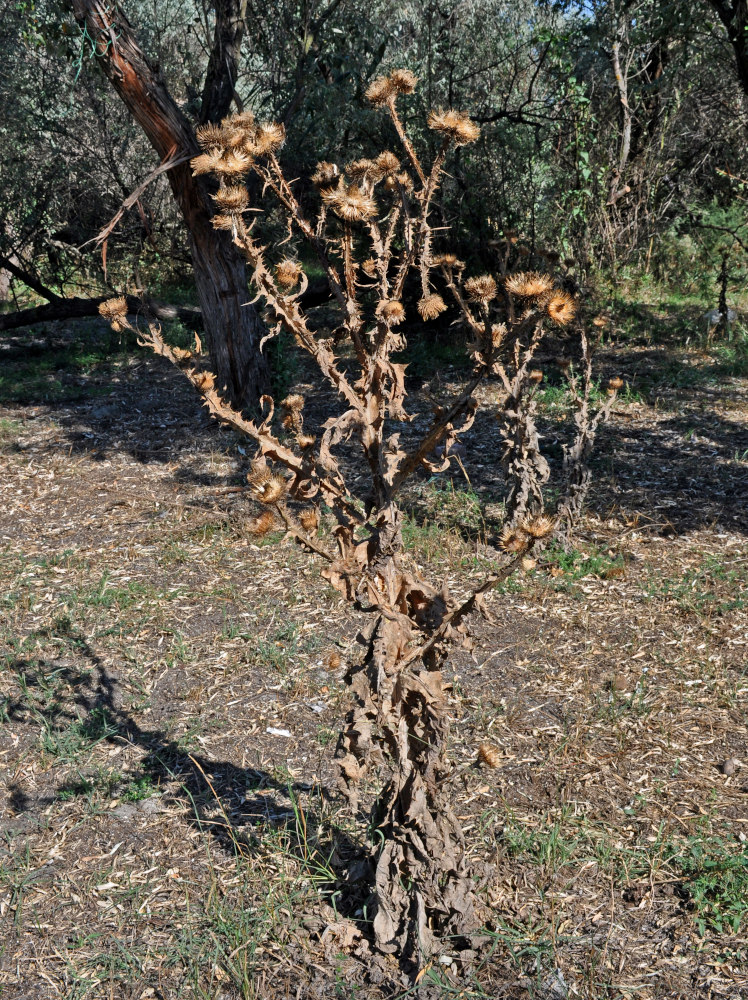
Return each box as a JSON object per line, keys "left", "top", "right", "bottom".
{"left": 68, "top": 0, "right": 269, "bottom": 410}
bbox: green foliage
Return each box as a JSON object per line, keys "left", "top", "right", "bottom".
{"left": 677, "top": 838, "right": 748, "bottom": 935}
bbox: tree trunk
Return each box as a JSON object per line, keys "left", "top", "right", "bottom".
{"left": 707, "top": 0, "right": 748, "bottom": 101}
{"left": 68, "top": 0, "right": 269, "bottom": 410}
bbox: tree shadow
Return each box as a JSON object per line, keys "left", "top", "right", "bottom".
{"left": 3, "top": 621, "right": 371, "bottom": 911}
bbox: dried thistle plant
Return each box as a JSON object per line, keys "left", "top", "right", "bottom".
{"left": 98, "top": 69, "right": 615, "bottom": 966}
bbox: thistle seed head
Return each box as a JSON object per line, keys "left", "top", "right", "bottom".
{"left": 217, "top": 150, "right": 253, "bottom": 177}
{"left": 417, "top": 294, "right": 447, "bottom": 321}
{"left": 373, "top": 151, "right": 400, "bottom": 178}
{"left": 504, "top": 271, "right": 554, "bottom": 299}
{"left": 247, "top": 509, "right": 276, "bottom": 535}
{"left": 365, "top": 76, "right": 396, "bottom": 106}
{"left": 491, "top": 323, "right": 507, "bottom": 347}
{"left": 608, "top": 377, "right": 624, "bottom": 391}
{"left": 311, "top": 161, "right": 341, "bottom": 190}
{"left": 522, "top": 514, "right": 555, "bottom": 539}
{"left": 299, "top": 508, "right": 320, "bottom": 533}
{"left": 346, "top": 158, "right": 376, "bottom": 181}
{"left": 195, "top": 123, "right": 228, "bottom": 151}
{"left": 464, "top": 274, "right": 498, "bottom": 303}
{"left": 390, "top": 68, "right": 417, "bottom": 94}
{"left": 499, "top": 526, "right": 530, "bottom": 553}
{"left": 477, "top": 743, "right": 501, "bottom": 768}
{"left": 281, "top": 393, "right": 305, "bottom": 412}
{"left": 528, "top": 369, "right": 544, "bottom": 384}
{"left": 427, "top": 109, "right": 480, "bottom": 145}
{"left": 191, "top": 151, "right": 225, "bottom": 176}
{"left": 213, "top": 185, "right": 249, "bottom": 212}
{"left": 433, "top": 253, "right": 463, "bottom": 268}
{"left": 377, "top": 299, "right": 406, "bottom": 325}
{"left": 275, "top": 260, "right": 303, "bottom": 289}
{"left": 212, "top": 213, "right": 238, "bottom": 231}
{"left": 252, "top": 122, "right": 285, "bottom": 155}
{"left": 99, "top": 297, "right": 128, "bottom": 321}
{"left": 322, "top": 185, "right": 377, "bottom": 222}
{"left": 545, "top": 291, "right": 576, "bottom": 326}
{"left": 249, "top": 472, "right": 288, "bottom": 505}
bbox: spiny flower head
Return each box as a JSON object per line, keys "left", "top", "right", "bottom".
{"left": 281, "top": 393, "right": 305, "bottom": 411}
{"left": 247, "top": 509, "right": 276, "bottom": 535}
{"left": 195, "top": 123, "right": 228, "bottom": 151}
{"left": 251, "top": 122, "right": 285, "bottom": 155}
{"left": 464, "top": 274, "right": 498, "bottom": 303}
{"left": 322, "top": 185, "right": 377, "bottom": 222}
{"left": 299, "top": 508, "right": 320, "bottom": 533}
{"left": 545, "top": 291, "right": 576, "bottom": 326}
{"left": 491, "top": 323, "right": 507, "bottom": 347}
{"left": 504, "top": 271, "right": 554, "bottom": 299}
{"left": 365, "top": 75, "right": 396, "bottom": 106}
{"left": 427, "top": 109, "right": 480, "bottom": 145}
{"left": 213, "top": 185, "right": 249, "bottom": 212}
{"left": 477, "top": 743, "right": 501, "bottom": 768}
{"left": 418, "top": 294, "right": 447, "bottom": 321}
{"left": 528, "top": 369, "right": 544, "bottom": 384}
{"left": 433, "top": 253, "right": 464, "bottom": 269}
{"left": 275, "top": 260, "right": 303, "bottom": 289}
{"left": 346, "top": 158, "right": 376, "bottom": 181}
{"left": 211, "top": 213, "right": 236, "bottom": 231}
{"left": 390, "top": 68, "right": 418, "bottom": 94}
{"left": 522, "top": 514, "right": 555, "bottom": 539}
{"left": 377, "top": 299, "right": 406, "bottom": 326}
{"left": 247, "top": 466, "right": 288, "bottom": 505}
{"left": 191, "top": 151, "right": 226, "bottom": 176}
{"left": 372, "top": 151, "right": 400, "bottom": 179}
{"left": 499, "top": 525, "right": 530, "bottom": 553}
{"left": 311, "top": 161, "right": 341, "bottom": 190}
{"left": 99, "top": 297, "right": 128, "bottom": 321}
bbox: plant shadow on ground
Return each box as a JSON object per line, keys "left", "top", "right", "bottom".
{"left": 2, "top": 319, "right": 747, "bottom": 541}
{"left": 2, "top": 623, "right": 389, "bottom": 980}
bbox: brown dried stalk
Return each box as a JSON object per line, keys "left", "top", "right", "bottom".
{"left": 99, "top": 73, "right": 610, "bottom": 968}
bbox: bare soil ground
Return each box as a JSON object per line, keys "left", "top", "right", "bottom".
{"left": 1, "top": 317, "right": 747, "bottom": 999}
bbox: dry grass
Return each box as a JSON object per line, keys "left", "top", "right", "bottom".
{"left": 1, "top": 323, "right": 747, "bottom": 998}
